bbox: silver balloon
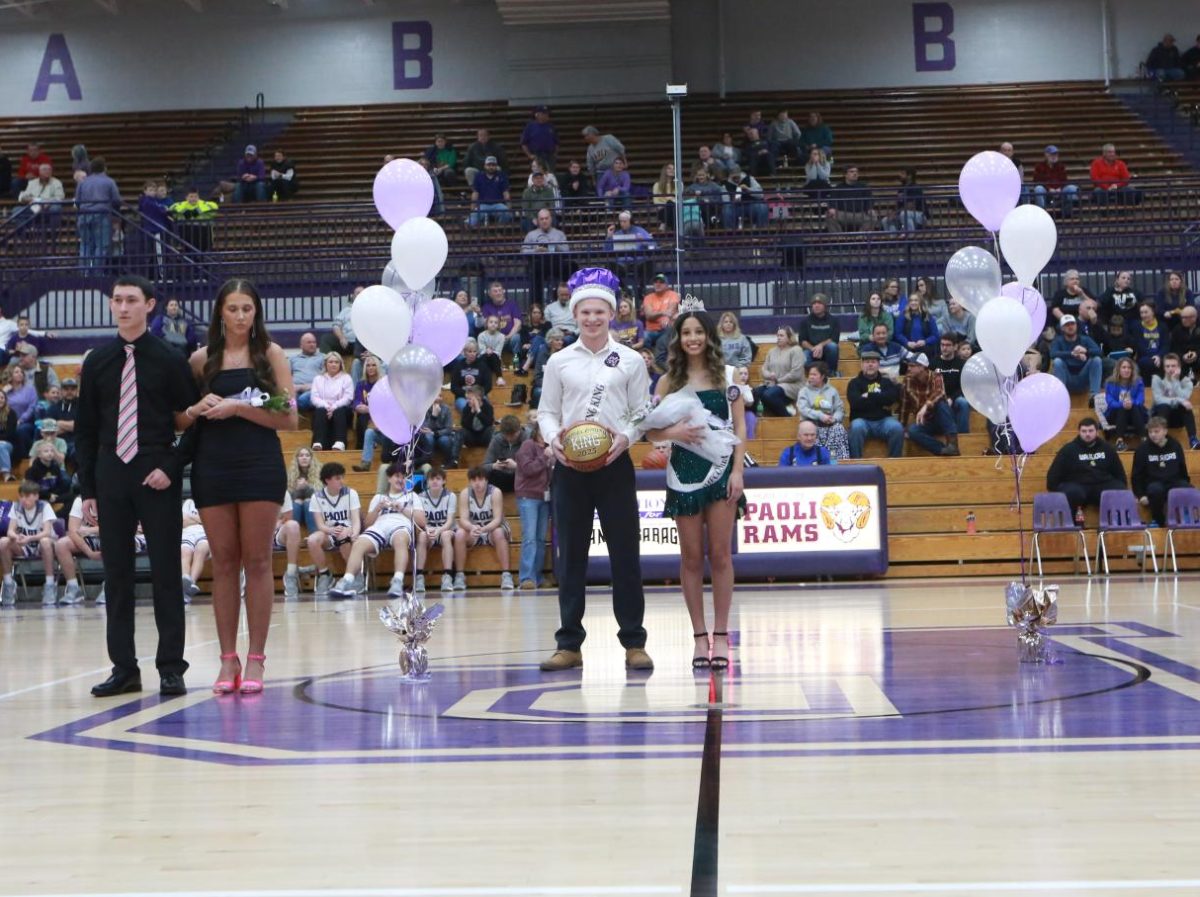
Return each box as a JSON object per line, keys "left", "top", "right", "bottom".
{"left": 387, "top": 344, "right": 443, "bottom": 425}
{"left": 961, "top": 353, "right": 1014, "bottom": 425}
{"left": 945, "top": 246, "right": 1002, "bottom": 316}
{"left": 380, "top": 598, "right": 445, "bottom": 681}
{"left": 383, "top": 261, "right": 435, "bottom": 300}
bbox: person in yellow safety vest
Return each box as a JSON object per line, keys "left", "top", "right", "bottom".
{"left": 168, "top": 187, "right": 218, "bottom": 253}
{"left": 168, "top": 188, "right": 219, "bottom": 221}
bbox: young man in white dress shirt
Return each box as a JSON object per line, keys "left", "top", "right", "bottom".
{"left": 537, "top": 267, "right": 653, "bottom": 671}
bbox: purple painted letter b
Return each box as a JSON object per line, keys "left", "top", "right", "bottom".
{"left": 392, "top": 21, "right": 433, "bottom": 90}
{"left": 912, "top": 2, "right": 955, "bottom": 72}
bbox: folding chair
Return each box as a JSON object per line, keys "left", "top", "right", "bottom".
{"left": 1031, "top": 492, "right": 1091, "bottom": 577}
{"left": 1162, "top": 487, "right": 1200, "bottom": 574}
{"left": 1096, "top": 489, "right": 1158, "bottom": 575}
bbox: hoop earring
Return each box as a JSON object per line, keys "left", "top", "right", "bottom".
{"left": 252, "top": 324, "right": 257, "bottom": 339}
{"left": 219, "top": 321, "right": 225, "bottom": 338}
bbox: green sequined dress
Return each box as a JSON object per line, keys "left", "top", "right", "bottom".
{"left": 663, "top": 388, "right": 745, "bottom": 519}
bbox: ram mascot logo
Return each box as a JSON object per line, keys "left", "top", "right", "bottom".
{"left": 819, "top": 491, "right": 872, "bottom": 543}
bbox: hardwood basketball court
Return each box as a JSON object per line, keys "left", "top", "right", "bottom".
{"left": 3, "top": 576, "right": 1200, "bottom": 897}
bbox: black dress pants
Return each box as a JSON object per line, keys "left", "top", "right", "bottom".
{"left": 1054, "top": 478, "right": 1127, "bottom": 513}
{"left": 1145, "top": 478, "right": 1191, "bottom": 525}
{"left": 551, "top": 451, "right": 646, "bottom": 651}
{"left": 95, "top": 449, "right": 187, "bottom": 677}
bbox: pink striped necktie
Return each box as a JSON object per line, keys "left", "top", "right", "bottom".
{"left": 116, "top": 344, "right": 138, "bottom": 463}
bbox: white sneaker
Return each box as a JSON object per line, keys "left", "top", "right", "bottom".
{"left": 413, "top": 574, "right": 425, "bottom": 594}
{"left": 353, "top": 574, "right": 367, "bottom": 594}
{"left": 388, "top": 574, "right": 405, "bottom": 597}
{"left": 311, "top": 443, "right": 323, "bottom": 451}
{"left": 330, "top": 574, "right": 356, "bottom": 599}
{"left": 95, "top": 585, "right": 106, "bottom": 606}
{"left": 182, "top": 574, "right": 200, "bottom": 598}
{"left": 332, "top": 441, "right": 346, "bottom": 451}
{"left": 453, "top": 571, "right": 467, "bottom": 591}
{"left": 440, "top": 573, "right": 454, "bottom": 592}
{"left": 61, "top": 581, "right": 85, "bottom": 606}
{"left": 500, "top": 571, "right": 515, "bottom": 591}
{"left": 1, "top": 576, "right": 17, "bottom": 606}
{"left": 42, "top": 581, "right": 58, "bottom": 606}
{"left": 282, "top": 570, "right": 299, "bottom": 600}
{"left": 315, "top": 571, "right": 332, "bottom": 599}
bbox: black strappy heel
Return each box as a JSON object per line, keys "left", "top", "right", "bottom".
{"left": 692, "top": 632, "right": 711, "bottom": 669}
{"left": 711, "top": 632, "right": 730, "bottom": 670}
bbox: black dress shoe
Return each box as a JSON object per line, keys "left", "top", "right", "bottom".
{"left": 159, "top": 672, "right": 188, "bottom": 696}
{"left": 91, "top": 671, "right": 142, "bottom": 697}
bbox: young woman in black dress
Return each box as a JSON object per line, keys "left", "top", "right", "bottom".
{"left": 181, "top": 279, "right": 296, "bottom": 694}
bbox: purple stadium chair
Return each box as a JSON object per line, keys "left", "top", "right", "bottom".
{"left": 1096, "top": 489, "right": 1158, "bottom": 575}
{"left": 1032, "top": 492, "right": 1090, "bottom": 577}
{"left": 1163, "top": 487, "right": 1200, "bottom": 573}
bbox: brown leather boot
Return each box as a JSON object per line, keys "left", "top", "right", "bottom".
{"left": 625, "top": 647, "right": 655, "bottom": 670}
{"left": 539, "top": 649, "right": 583, "bottom": 672}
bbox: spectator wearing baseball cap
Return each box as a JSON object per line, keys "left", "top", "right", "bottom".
{"left": 521, "top": 106, "right": 559, "bottom": 173}
{"left": 899, "top": 352, "right": 959, "bottom": 456}
{"left": 468, "top": 156, "right": 512, "bottom": 228}
{"left": 1033, "top": 145, "right": 1077, "bottom": 217}
{"left": 641, "top": 274, "right": 681, "bottom": 349}
{"left": 235, "top": 145, "right": 266, "bottom": 203}
{"left": 1050, "top": 314, "right": 1104, "bottom": 398}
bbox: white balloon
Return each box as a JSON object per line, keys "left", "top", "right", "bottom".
{"left": 945, "top": 246, "right": 1002, "bottom": 316}
{"left": 976, "top": 296, "right": 1032, "bottom": 374}
{"left": 390, "top": 218, "right": 448, "bottom": 293}
{"left": 350, "top": 285, "right": 413, "bottom": 362}
{"left": 999, "top": 204, "right": 1057, "bottom": 286}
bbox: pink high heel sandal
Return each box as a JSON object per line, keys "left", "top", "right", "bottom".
{"left": 240, "top": 653, "right": 266, "bottom": 694}
{"left": 212, "top": 652, "right": 241, "bottom": 695}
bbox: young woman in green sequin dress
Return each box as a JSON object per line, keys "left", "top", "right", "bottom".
{"left": 644, "top": 305, "right": 745, "bottom": 669}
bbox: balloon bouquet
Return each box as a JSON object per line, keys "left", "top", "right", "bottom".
{"left": 955, "top": 152, "right": 1069, "bottom": 647}
{"left": 358, "top": 159, "right": 471, "bottom": 680}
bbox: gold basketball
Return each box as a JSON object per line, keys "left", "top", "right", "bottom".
{"left": 561, "top": 422, "right": 613, "bottom": 472}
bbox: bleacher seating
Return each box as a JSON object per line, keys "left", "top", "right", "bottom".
{"left": 1, "top": 108, "right": 245, "bottom": 200}
{"left": 3, "top": 80, "right": 1198, "bottom": 595}
{"left": 5, "top": 340, "right": 1197, "bottom": 601}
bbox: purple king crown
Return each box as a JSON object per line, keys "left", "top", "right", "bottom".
{"left": 568, "top": 266, "right": 620, "bottom": 297}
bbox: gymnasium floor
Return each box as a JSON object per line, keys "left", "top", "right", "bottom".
{"left": 3, "top": 577, "right": 1200, "bottom": 897}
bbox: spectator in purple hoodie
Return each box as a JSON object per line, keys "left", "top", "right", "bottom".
{"left": 596, "top": 156, "right": 632, "bottom": 212}
{"left": 235, "top": 144, "right": 267, "bottom": 202}
{"left": 134, "top": 179, "right": 172, "bottom": 279}
{"left": 480, "top": 281, "right": 525, "bottom": 372}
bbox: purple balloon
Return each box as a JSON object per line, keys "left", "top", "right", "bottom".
{"left": 372, "top": 159, "right": 434, "bottom": 230}
{"left": 367, "top": 378, "right": 413, "bottom": 445}
{"left": 958, "top": 151, "right": 1021, "bottom": 233}
{"left": 412, "top": 298, "right": 469, "bottom": 366}
{"left": 1000, "top": 282, "right": 1047, "bottom": 345}
{"left": 1008, "top": 373, "right": 1070, "bottom": 453}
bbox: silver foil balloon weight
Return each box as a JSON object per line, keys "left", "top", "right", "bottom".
{"left": 380, "top": 595, "right": 445, "bottom": 681}
{"left": 1005, "top": 581, "right": 1060, "bottom": 664}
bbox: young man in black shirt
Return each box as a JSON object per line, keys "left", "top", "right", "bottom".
{"left": 1046, "top": 418, "right": 1127, "bottom": 514}
{"left": 796, "top": 293, "right": 840, "bottom": 376}
{"left": 76, "top": 275, "right": 200, "bottom": 697}
{"left": 1132, "top": 416, "right": 1191, "bottom": 526}
{"left": 932, "top": 334, "right": 969, "bottom": 433}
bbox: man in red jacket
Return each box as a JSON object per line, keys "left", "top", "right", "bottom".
{"left": 10, "top": 142, "right": 51, "bottom": 198}
{"left": 1089, "top": 143, "right": 1140, "bottom": 208}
